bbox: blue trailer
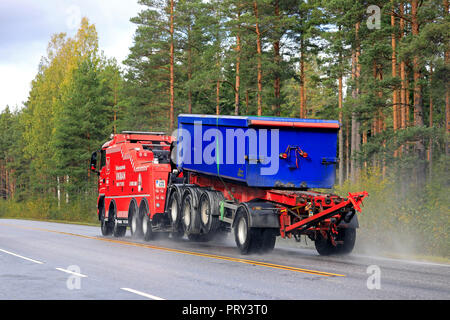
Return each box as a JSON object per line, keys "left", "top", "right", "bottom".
{"left": 164, "top": 114, "right": 367, "bottom": 255}
{"left": 176, "top": 114, "right": 340, "bottom": 189}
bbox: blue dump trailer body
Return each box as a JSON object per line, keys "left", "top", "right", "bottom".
{"left": 177, "top": 114, "right": 340, "bottom": 189}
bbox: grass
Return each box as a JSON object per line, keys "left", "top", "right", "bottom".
{"left": 0, "top": 216, "right": 98, "bottom": 227}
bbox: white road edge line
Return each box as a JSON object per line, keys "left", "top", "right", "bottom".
{"left": 121, "top": 287, "right": 165, "bottom": 300}
{"left": 0, "top": 248, "right": 44, "bottom": 264}
{"left": 55, "top": 267, "right": 88, "bottom": 278}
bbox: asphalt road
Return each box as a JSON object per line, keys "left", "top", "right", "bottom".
{"left": 0, "top": 218, "right": 449, "bottom": 300}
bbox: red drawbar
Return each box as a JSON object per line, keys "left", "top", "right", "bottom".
{"left": 250, "top": 119, "right": 340, "bottom": 129}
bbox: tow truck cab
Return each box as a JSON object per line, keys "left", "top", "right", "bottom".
{"left": 91, "top": 131, "right": 175, "bottom": 227}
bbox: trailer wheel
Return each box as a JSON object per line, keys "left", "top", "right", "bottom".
{"left": 100, "top": 206, "right": 113, "bottom": 236}
{"left": 199, "top": 190, "right": 221, "bottom": 235}
{"left": 234, "top": 207, "right": 261, "bottom": 255}
{"left": 181, "top": 188, "right": 201, "bottom": 235}
{"left": 314, "top": 228, "right": 356, "bottom": 255}
{"left": 168, "top": 187, "right": 184, "bottom": 239}
{"left": 140, "top": 200, "right": 153, "bottom": 241}
{"left": 260, "top": 229, "right": 277, "bottom": 253}
{"left": 336, "top": 228, "right": 356, "bottom": 255}
{"left": 314, "top": 232, "right": 337, "bottom": 256}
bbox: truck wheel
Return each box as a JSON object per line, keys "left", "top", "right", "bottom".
{"left": 187, "top": 233, "right": 210, "bottom": 242}
{"left": 336, "top": 228, "right": 356, "bottom": 255}
{"left": 181, "top": 188, "right": 201, "bottom": 235}
{"left": 108, "top": 202, "right": 126, "bottom": 237}
{"left": 168, "top": 187, "right": 183, "bottom": 239}
{"left": 130, "top": 201, "right": 142, "bottom": 239}
{"left": 260, "top": 229, "right": 277, "bottom": 253}
{"left": 199, "top": 191, "right": 220, "bottom": 235}
{"left": 100, "top": 207, "right": 113, "bottom": 236}
{"left": 113, "top": 223, "right": 127, "bottom": 237}
{"left": 234, "top": 208, "right": 261, "bottom": 255}
{"left": 140, "top": 200, "right": 153, "bottom": 241}
{"left": 314, "top": 232, "right": 337, "bottom": 256}
{"left": 142, "top": 216, "right": 153, "bottom": 241}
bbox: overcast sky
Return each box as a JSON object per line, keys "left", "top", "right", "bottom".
{"left": 0, "top": 0, "right": 143, "bottom": 112}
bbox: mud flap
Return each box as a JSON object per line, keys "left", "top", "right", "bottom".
{"left": 338, "top": 211, "right": 359, "bottom": 229}
{"left": 237, "top": 202, "right": 280, "bottom": 229}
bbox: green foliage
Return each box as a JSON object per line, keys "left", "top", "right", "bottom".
{"left": 0, "top": 195, "right": 98, "bottom": 224}
{"left": 334, "top": 165, "right": 450, "bottom": 258}
{"left": 0, "top": 18, "right": 122, "bottom": 221}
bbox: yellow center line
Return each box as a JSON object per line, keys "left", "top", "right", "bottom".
{"left": 0, "top": 222, "right": 345, "bottom": 277}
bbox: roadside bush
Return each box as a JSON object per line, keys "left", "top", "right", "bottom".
{"left": 334, "top": 163, "right": 449, "bottom": 258}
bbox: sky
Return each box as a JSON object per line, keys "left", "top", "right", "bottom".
{"left": 0, "top": 0, "right": 143, "bottom": 112}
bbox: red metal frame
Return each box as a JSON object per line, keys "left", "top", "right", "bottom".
{"left": 189, "top": 173, "right": 368, "bottom": 238}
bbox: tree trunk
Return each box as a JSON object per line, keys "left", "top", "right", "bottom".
{"left": 234, "top": 34, "right": 240, "bottom": 115}
{"left": 169, "top": 0, "right": 175, "bottom": 131}
{"left": 235, "top": 6, "right": 241, "bottom": 116}
{"left": 272, "top": 0, "right": 281, "bottom": 116}
{"left": 350, "top": 22, "right": 361, "bottom": 183}
{"left": 299, "top": 37, "right": 306, "bottom": 118}
{"left": 399, "top": 2, "right": 407, "bottom": 133}
{"left": 113, "top": 82, "right": 117, "bottom": 134}
{"left": 406, "top": 77, "right": 410, "bottom": 127}
{"left": 346, "top": 119, "right": 350, "bottom": 181}
{"left": 411, "top": 0, "right": 426, "bottom": 185}
{"left": 338, "top": 75, "right": 344, "bottom": 186}
{"left": 444, "top": 0, "right": 449, "bottom": 154}
{"left": 216, "top": 79, "right": 220, "bottom": 115}
{"left": 57, "top": 176, "right": 61, "bottom": 208}
{"left": 391, "top": 4, "right": 399, "bottom": 139}
{"left": 273, "top": 39, "right": 281, "bottom": 116}
{"left": 245, "top": 89, "right": 249, "bottom": 114}
{"left": 254, "top": 1, "right": 263, "bottom": 116}
{"left": 65, "top": 175, "right": 69, "bottom": 204}
{"left": 399, "top": 2, "right": 407, "bottom": 132}
{"left": 428, "top": 63, "right": 433, "bottom": 178}
{"left": 0, "top": 161, "right": 4, "bottom": 199}
{"left": 187, "top": 24, "right": 192, "bottom": 114}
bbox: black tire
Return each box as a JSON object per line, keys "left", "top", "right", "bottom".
{"left": 100, "top": 206, "right": 113, "bottom": 236}
{"left": 198, "top": 190, "right": 221, "bottom": 236}
{"left": 142, "top": 217, "right": 153, "bottom": 241}
{"left": 314, "top": 232, "right": 338, "bottom": 256}
{"left": 336, "top": 228, "right": 356, "bottom": 254}
{"left": 181, "top": 188, "right": 201, "bottom": 235}
{"left": 234, "top": 208, "right": 262, "bottom": 255}
{"left": 260, "top": 229, "right": 277, "bottom": 253}
{"left": 130, "top": 200, "right": 142, "bottom": 239}
{"left": 314, "top": 228, "right": 356, "bottom": 256}
{"left": 113, "top": 224, "right": 127, "bottom": 237}
{"left": 140, "top": 200, "right": 153, "bottom": 241}
{"left": 187, "top": 233, "right": 210, "bottom": 242}
{"left": 108, "top": 202, "right": 126, "bottom": 238}
{"left": 168, "top": 187, "right": 184, "bottom": 239}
